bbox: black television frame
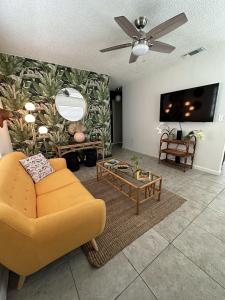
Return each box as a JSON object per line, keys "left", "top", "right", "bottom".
{"left": 159, "top": 83, "right": 219, "bottom": 122}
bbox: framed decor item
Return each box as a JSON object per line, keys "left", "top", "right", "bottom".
{"left": 136, "top": 170, "right": 151, "bottom": 181}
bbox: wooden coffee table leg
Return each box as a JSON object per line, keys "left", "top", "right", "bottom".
{"left": 129, "top": 185, "right": 132, "bottom": 198}
{"left": 136, "top": 189, "right": 140, "bottom": 215}
{"left": 96, "top": 165, "right": 99, "bottom": 181}
{"left": 158, "top": 178, "right": 162, "bottom": 201}
{"left": 158, "top": 191, "right": 161, "bottom": 201}
{"left": 153, "top": 183, "right": 155, "bottom": 195}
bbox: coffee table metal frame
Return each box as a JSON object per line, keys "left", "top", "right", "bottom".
{"left": 96, "top": 159, "right": 162, "bottom": 215}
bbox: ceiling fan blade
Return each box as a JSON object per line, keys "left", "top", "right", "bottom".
{"left": 129, "top": 53, "right": 138, "bottom": 64}
{"left": 146, "top": 12, "right": 188, "bottom": 40}
{"left": 150, "top": 41, "right": 175, "bottom": 53}
{"left": 100, "top": 43, "right": 132, "bottom": 53}
{"left": 114, "top": 16, "right": 142, "bottom": 38}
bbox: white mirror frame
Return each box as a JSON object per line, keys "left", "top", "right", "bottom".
{"left": 55, "top": 88, "right": 87, "bottom": 121}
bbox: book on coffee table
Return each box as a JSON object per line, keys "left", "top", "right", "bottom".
{"left": 137, "top": 171, "right": 151, "bottom": 181}
{"left": 104, "top": 159, "right": 119, "bottom": 168}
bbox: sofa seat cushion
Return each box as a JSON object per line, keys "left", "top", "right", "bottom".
{"left": 37, "top": 182, "right": 95, "bottom": 217}
{"left": 35, "top": 168, "right": 80, "bottom": 196}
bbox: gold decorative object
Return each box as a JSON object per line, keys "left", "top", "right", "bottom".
{"left": 68, "top": 122, "right": 86, "bottom": 135}
{"left": 68, "top": 122, "right": 77, "bottom": 135}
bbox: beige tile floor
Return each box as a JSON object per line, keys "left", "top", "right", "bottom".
{"left": 7, "top": 146, "right": 225, "bottom": 300}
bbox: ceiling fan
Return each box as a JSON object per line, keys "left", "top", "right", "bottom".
{"left": 100, "top": 13, "right": 188, "bottom": 63}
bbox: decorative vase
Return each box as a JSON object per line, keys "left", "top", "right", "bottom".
{"left": 74, "top": 132, "right": 85, "bottom": 143}
{"left": 134, "top": 169, "right": 141, "bottom": 180}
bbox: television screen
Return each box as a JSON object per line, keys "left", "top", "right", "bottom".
{"left": 160, "top": 83, "right": 219, "bottom": 122}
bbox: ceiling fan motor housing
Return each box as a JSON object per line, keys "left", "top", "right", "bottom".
{"left": 134, "top": 16, "right": 148, "bottom": 29}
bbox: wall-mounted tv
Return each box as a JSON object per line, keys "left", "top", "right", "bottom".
{"left": 160, "top": 83, "right": 219, "bottom": 122}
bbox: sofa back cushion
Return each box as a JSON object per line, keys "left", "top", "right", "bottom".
{"left": 0, "top": 152, "right": 37, "bottom": 218}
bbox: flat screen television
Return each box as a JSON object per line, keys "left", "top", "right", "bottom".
{"left": 160, "top": 83, "right": 219, "bottom": 122}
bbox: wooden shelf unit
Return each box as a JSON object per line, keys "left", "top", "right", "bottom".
{"left": 158, "top": 133, "right": 197, "bottom": 172}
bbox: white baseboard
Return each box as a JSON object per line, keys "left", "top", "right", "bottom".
{"left": 122, "top": 146, "right": 221, "bottom": 175}
{"left": 0, "top": 266, "right": 8, "bottom": 300}
{"left": 193, "top": 164, "right": 221, "bottom": 175}
{"left": 122, "top": 146, "right": 158, "bottom": 159}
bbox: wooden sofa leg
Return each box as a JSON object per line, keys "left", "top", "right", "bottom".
{"left": 17, "top": 275, "right": 26, "bottom": 290}
{"left": 91, "top": 238, "right": 99, "bottom": 251}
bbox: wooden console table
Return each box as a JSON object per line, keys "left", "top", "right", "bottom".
{"left": 55, "top": 141, "right": 104, "bottom": 160}
{"left": 158, "top": 133, "right": 196, "bottom": 172}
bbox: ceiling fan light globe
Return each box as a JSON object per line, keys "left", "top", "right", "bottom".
{"left": 132, "top": 43, "right": 149, "bottom": 56}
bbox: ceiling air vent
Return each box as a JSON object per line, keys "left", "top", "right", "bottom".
{"left": 182, "top": 47, "right": 206, "bottom": 58}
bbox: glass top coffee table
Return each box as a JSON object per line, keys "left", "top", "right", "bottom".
{"left": 96, "top": 159, "right": 162, "bottom": 215}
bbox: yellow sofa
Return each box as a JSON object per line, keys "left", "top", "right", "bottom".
{"left": 0, "top": 152, "right": 106, "bottom": 288}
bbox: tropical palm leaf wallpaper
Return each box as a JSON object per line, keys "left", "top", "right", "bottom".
{"left": 0, "top": 53, "right": 111, "bottom": 157}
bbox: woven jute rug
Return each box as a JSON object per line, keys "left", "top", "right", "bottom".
{"left": 82, "top": 178, "right": 186, "bottom": 268}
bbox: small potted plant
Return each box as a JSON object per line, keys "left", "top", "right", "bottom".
{"left": 184, "top": 130, "right": 204, "bottom": 140}
{"left": 156, "top": 123, "right": 176, "bottom": 140}
{"left": 130, "top": 154, "right": 142, "bottom": 179}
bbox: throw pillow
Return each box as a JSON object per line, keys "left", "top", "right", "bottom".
{"left": 20, "top": 153, "right": 54, "bottom": 183}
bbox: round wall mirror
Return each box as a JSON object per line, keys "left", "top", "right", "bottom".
{"left": 55, "top": 88, "right": 87, "bottom": 121}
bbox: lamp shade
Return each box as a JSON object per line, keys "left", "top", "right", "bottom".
{"left": 38, "top": 126, "right": 48, "bottom": 134}
{"left": 25, "top": 102, "right": 35, "bottom": 111}
{"left": 132, "top": 42, "right": 149, "bottom": 56}
{"left": 24, "top": 114, "right": 35, "bottom": 123}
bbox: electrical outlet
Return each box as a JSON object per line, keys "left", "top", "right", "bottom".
{"left": 218, "top": 114, "right": 225, "bottom": 122}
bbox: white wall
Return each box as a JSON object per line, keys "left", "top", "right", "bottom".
{"left": 123, "top": 46, "right": 225, "bottom": 175}
{"left": 0, "top": 125, "right": 12, "bottom": 156}
{"left": 0, "top": 101, "right": 12, "bottom": 156}
{"left": 112, "top": 100, "right": 122, "bottom": 144}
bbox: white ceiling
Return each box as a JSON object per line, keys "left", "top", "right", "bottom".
{"left": 0, "top": 0, "right": 225, "bottom": 87}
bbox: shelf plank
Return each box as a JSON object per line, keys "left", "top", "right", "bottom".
{"left": 56, "top": 141, "right": 102, "bottom": 150}
{"left": 160, "top": 158, "right": 192, "bottom": 170}
{"left": 161, "top": 138, "right": 194, "bottom": 145}
{"left": 161, "top": 149, "right": 193, "bottom": 157}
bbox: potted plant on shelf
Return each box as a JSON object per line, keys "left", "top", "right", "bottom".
{"left": 156, "top": 123, "right": 176, "bottom": 140}
{"left": 184, "top": 130, "right": 204, "bottom": 140}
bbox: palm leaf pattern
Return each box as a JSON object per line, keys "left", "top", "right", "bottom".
{"left": 38, "top": 103, "right": 64, "bottom": 126}
{"left": 0, "top": 54, "right": 24, "bottom": 77}
{"left": 0, "top": 52, "right": 111, "bottom": 157}
{"left": 0, "top": 77, "right": 30, "bottom": 111}
{"left": 31, "top": 66, "right": 63, "bottom": 102}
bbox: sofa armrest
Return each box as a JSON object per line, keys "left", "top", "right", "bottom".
{"left": 0, "top": 200, "right": 106, "bottom": 276}
{"left": 0, "top": 203, "right": 34, "bottom": 238}
{"left": 0, "top": 204, "right": 37, "bottom": 276}
{"left": 32, "top": 199, "right": 106, "bottom": 263}
{"left": 48, "top": 158, "right": 67, "bottom": 171}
